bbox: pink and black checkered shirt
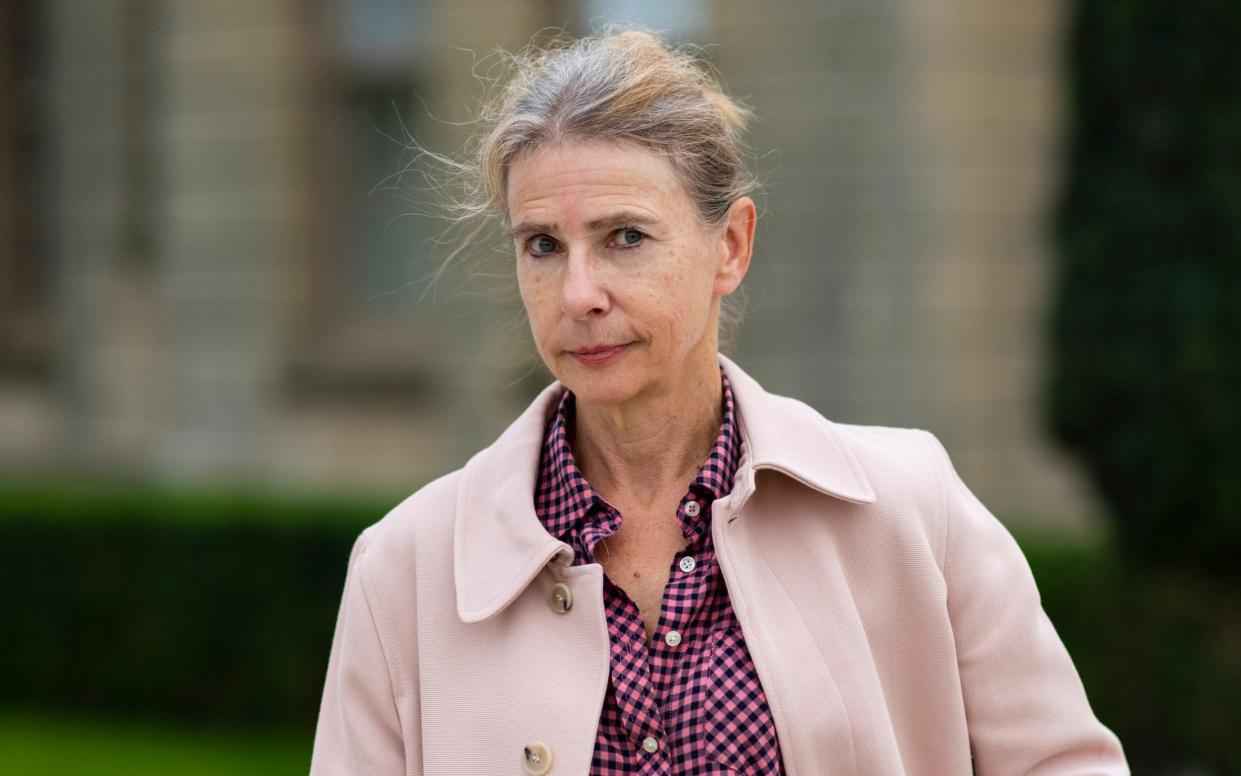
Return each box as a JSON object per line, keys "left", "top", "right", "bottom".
{"left": 533, "top": 364, "right": 786, "bottom": 775}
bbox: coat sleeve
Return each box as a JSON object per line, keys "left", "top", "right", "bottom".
{"left": 920, "top": 431, "right": 1129, "bottom": 776}
{"left": 310, "top": 528, "right": 415, "bottom": 776}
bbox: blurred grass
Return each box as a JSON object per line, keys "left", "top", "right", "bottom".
{"left": 0, "top": 708, "right": 311, "bottom": 776}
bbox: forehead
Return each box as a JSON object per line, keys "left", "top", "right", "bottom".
{"left": 505, "top": 140, "right": 693, "bottom": 229}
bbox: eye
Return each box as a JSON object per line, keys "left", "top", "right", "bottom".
{"left": 527, "top": 234, "right": 559, "bottom": 257}
{"left": 613, "top": 228, "right": 645, "bottom": 248}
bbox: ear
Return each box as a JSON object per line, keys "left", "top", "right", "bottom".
{"left": 714, "top": 196, "right": 757, "bottom": 296}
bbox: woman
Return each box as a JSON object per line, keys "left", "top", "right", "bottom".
{"left": 310, "top": 29, "right": 1129, "bottom": 776}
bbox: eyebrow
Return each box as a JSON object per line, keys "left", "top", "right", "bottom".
{"left": 506, "top": 211, "right": 662, "bottom": 241}
{"left": 506, "top": 221, "right": 556, "bottom": 241}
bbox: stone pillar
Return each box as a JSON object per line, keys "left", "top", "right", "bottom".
{"left": 155, "top": 0, "right": 308, "bottom": 480}
{"left": 47, "top": 0, "right": 161, "bottom": 470}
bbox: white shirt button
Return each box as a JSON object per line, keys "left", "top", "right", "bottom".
{"left": 642, "top": 736, "right": 659, "bottom": 753}
{"left": 684, "top": 500, "right": 701, "bottom": 517}
{"left": 678, "top": 555, "right": 696, "bottom": 573}
{"left": 664, "top": 630, "right": 682, "bottom": 647}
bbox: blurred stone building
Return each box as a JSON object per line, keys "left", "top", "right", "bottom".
{"left": 0, "top": 0, "right": 1100, "bottom": 529}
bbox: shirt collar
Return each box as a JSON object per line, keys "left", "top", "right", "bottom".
{"left": 534, "top": 364, "right": 741, "bottom": 541}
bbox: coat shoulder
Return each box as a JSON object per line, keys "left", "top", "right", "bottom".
{"left": 831, "top": 420, "right": 944, "bottom": 478}
{"left": 828, "top": 420, "right": 952, "bottom": 561}
{"left": 351, "top": 467, "right": 464, "bottom": 584}
{"left": 832, "top": 421, "right": 948, "bottom": 505}
{"left": 752, "top": 383, "right": 952, "bottom": 539}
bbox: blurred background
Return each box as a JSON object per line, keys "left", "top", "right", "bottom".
{"left": 1, "top": 1, "right": 1237, "bottom": 774}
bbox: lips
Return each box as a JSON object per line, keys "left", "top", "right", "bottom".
{"left": 570, "top": 343, "right": 629, "bottom": 355}
{"left": 567, "top": 342, "right": 631, "bottom": 365}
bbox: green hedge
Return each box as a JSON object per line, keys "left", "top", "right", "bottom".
{"left": 1, "top": 482, "right": 1238, "bottom": 771}
{"left": 0, "top": 481, "right": 388, "bottom": 727}
{"left": 1022, "top": 540, "right": 1241, "bottom": 773}
{"left": 1049, "top": 0, "right": 1241, "bottom": 575}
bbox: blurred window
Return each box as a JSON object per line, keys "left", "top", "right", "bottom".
{"left": 0, "top": 2, "right": 52, "bottom": 374}
{"left": 337, "top": 0, "right": 420, "bottom": 72}
{"left": 581, "top": 0, "right": 709, "bottom": 41}
{"left": 292, "top": 0, "right": 442, "bottom": 397}
{"left": 328, "top": 0, "right": 434, "bottom": 318}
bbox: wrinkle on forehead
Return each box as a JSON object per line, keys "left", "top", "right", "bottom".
{"left": 505, "top": 139, "right": 695, "bottom": 234}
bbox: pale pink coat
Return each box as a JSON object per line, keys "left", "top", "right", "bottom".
{"left": 310, "top": 353, "right": 1129, "bottom": 775}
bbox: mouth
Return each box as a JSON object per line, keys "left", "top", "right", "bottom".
{"left": 567, "top": 342, "right": 632, "bottom": 365}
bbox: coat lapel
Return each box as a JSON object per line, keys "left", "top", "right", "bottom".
{"left": 453, "top": 378, "right": 573, "bottom": 623}
{"left": 715, "top": 352, "right": 876, "bottom": 510}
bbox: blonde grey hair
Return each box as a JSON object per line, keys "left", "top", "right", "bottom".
{"left": 423, "top": 27, "right": 758, "bottom": 353}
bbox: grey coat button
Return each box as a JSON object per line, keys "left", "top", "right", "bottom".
{"left": 522, "top": 741, "right": 553, "bottom": 775}
{"left": 549, "top": 582, "right": 573, "bottom": 614}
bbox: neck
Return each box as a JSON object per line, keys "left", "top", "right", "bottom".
{"left": 570, "top": 350, "right": 723, "bottom": 512}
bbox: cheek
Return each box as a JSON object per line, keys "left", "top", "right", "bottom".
{"left": 638, "top": 250, "right": 711, "bottom": 338}
{"left": 518, "top": 271, "right": 557, "bottom": 331}
{"left": 516, "top": 268, "right": 542, "bottom": 307}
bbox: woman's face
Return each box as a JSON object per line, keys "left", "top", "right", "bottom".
{"left": 508, "top": 139, "right": 753, "bottom": 408}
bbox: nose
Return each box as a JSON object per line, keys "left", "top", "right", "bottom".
{"left": 560, "top": 249, "right": 610, "bottom": 319}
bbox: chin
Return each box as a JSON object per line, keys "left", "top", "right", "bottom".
{"left": 555, "top": 357, "right": 642, "bottom": 407}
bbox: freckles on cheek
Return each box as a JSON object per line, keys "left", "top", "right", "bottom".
{"left": 530, "top": 273, "right": 555, "bottom": 301}
{"left": 520, "top": 274, "right": 556, "bottom": 325}
{"left": 517, "top": 267, "right": 541, "bottom": 298}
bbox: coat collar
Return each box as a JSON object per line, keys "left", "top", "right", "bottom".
{"left": 453, "top": 352, "right": 876, "bottom": 623}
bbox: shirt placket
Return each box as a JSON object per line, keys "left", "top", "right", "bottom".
{"left": 580, "top": 503, "right": 670, "bottom": 773}
{"left": 604, "top": 578, "right": 671, "bottom": 774}
{"left": 630, "top": 491, "right": 718, "bottom": 772}
{"left": 649, "top": 488, "right": 714, "bottom": 698}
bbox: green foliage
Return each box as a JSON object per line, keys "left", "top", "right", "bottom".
{"left": 1049, "top": 1, "right": 1241, "bottom": 572}
{"left": 0, "top": 481, "right": 387, "bottom": 727}
{"left": 1023, "top": 538, "right": 1241, "bottom": 773}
